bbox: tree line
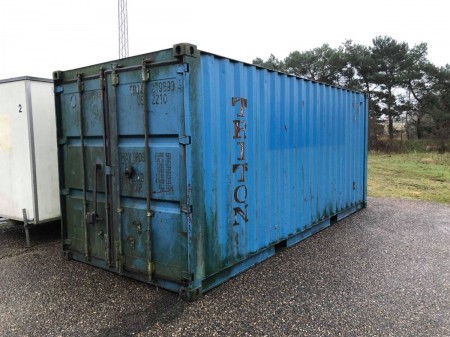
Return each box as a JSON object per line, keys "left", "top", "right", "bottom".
{"left": 253, "top": 36, "right": 450, "bottom": 151}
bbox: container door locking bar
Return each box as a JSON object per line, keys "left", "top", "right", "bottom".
{"left": 86, "top": 162, "right": 101, "bottom": 225}
{"left": 77, "top": 72, "right": 90, "bottom": 261}
{"left": 142, "top": 59, "right": 155, "bottom": 279}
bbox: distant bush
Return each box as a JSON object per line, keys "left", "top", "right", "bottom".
{"left": 369, "top": 138, "right": 449, "bottom": 153}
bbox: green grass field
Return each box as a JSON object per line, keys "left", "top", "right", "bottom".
{"left": 368, "top": 152, "right": 450, "bottom": 204}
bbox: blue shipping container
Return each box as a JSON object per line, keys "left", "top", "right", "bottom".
{"left": 54, "top": 43, "right": 368, "bottom": 300}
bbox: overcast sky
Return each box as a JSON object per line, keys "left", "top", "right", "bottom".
{"left": 0, "top": 0, "right": 448, "bottom": 79}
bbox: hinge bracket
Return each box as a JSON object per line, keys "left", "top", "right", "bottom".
{"left": 76, "top": 72, "right": 84, "bottom": 93}
{"left": 148, "top": 261, "right": 155, "bottom": 274}
{"left": 179, "top": 135, "right": 191, "bottom": 145}
{"left": 111, "top": 65, "right": 119, "bottom": 86}
{"left": 105, "top": 166, "right": 113, "bottom": 176}
{"left": 60, "top": 189, "right": 69, "bottom": 196}
{"left": 99, "top": 68, "right": 105, "bottom": 89}
{"left": 181, "top": 271, "right": 194, "bottom": 281}
{"left": 54, "top": 86, "right": 64, "bottom": 93}
{"left": 141, "top": 58, "right": 151, "bottom": 82}
{"left": 177, "top": 63, "right": 189, "bottom": 74}
{"left": 58, "top": 137, "right": 67, "bottom": 145}
{"left": 181, "top": 204, "right": 192, "bottom": 214}
{"left": 112, "top": 72, "right": 119, "bottom": 86}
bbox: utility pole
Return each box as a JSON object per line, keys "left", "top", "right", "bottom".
{"left": 118, "top": 0, "right": 129, "bottom": 59}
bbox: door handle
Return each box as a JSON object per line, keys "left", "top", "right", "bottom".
{"left": 86, "top": 162, "right": 102, "bottom": 225}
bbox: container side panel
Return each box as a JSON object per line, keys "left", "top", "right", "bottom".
{"left": 0, "top": 81, "right": 34, "bottom": 220}
{"left": 30, "top": 80, "right": 61, "bottom": 221}
{"left": 329, "top": 88, "right": 336, "bottom": 211}
{"left": 196, "top": 54, "right": 367, "bottom": 278}
{"left": 200, "top": 57, "right": 234, "bottom": 269}
{"left": 304, "top": 82, "right": 313, "bottom": 224}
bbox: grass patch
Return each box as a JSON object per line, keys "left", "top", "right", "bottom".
{"left": 368, "top": 152, "right": 450, "bottom": 204}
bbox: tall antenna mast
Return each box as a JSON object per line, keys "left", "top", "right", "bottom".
{"left": 118, "top": 0, "right": 129, "bottom": 59}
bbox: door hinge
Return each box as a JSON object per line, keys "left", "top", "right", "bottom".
{"left": 60, "top": 189, "right": 69, "bottom": 196}
{"left": 177, "top": 63, "right": 189, "bottom": 74}
{"left": 181, "top": 204, "right": 192, "bottom": 214}
{"left": 141, "top": 59, "right": 151, "bottom": 82}
{"left": 112, "top": 73, "right": 119, "bottom": 86}
{"left": 111, "top": 67, "right": 119, "bottom": 86}
{"left": 105, "top": 165, "right": 113, "bottom": 175}
{"left": 76, "top": 72, "right": 84, "bottom": 93}
{"left": 181, "top": 271, "right": 194, "bottom": 281}
{"left": 148, "top": 261, "right": 155, "bottom": 274}
{"left": 115, "top": 241, "right": 125, "bottom": 274}
{"left": 54, "top": 86, "right": 64, "bottom": 93}
{"left": 58, "top": 137, "right": 67, "bottom": 145}
{"left": 99, "top": 68, "right": 106, "bottom": 89}
{"left": 179, "top": 135, "right": 191, "bottom": 145}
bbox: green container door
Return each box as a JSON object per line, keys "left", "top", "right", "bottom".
{"left": 56, "top": 59, "right": 190, "bottom": 284}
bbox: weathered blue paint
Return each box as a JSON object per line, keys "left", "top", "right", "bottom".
{"left": 54, "top": 43, "right": 368, "bottom": 300}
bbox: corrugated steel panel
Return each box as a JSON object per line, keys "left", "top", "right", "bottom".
{"left": 54, "top": 43, "right": 367, "bottom": 300}
{"left": 195, "top": 54, "right": 367, "bottom": 282}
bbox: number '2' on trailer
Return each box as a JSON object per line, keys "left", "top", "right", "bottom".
{"left": 53, "top": 43, "right": 368, "bottom": 300}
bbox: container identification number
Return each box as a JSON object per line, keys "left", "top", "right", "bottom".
{"left": 151, "top": 80, "right": 176, "bottom": 93}
{"left": 129, "top": 79, "right": 181, "bottom": 106}
{"left": 152, "top": 94, "right": 168, "bottom": 105}
{"left": 151, "top": 80, "right": 176, "bottom": 105}
{"left": 150, "top": 79, "right": 182, "bottom": 105}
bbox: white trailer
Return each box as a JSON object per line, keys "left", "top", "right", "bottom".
{"left": 0, "top": 76, "right": 60, "bottom": 246}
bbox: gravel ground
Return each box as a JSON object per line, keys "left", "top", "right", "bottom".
{"left": 0, "top": 197, "right": 449, "bottom": 337}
